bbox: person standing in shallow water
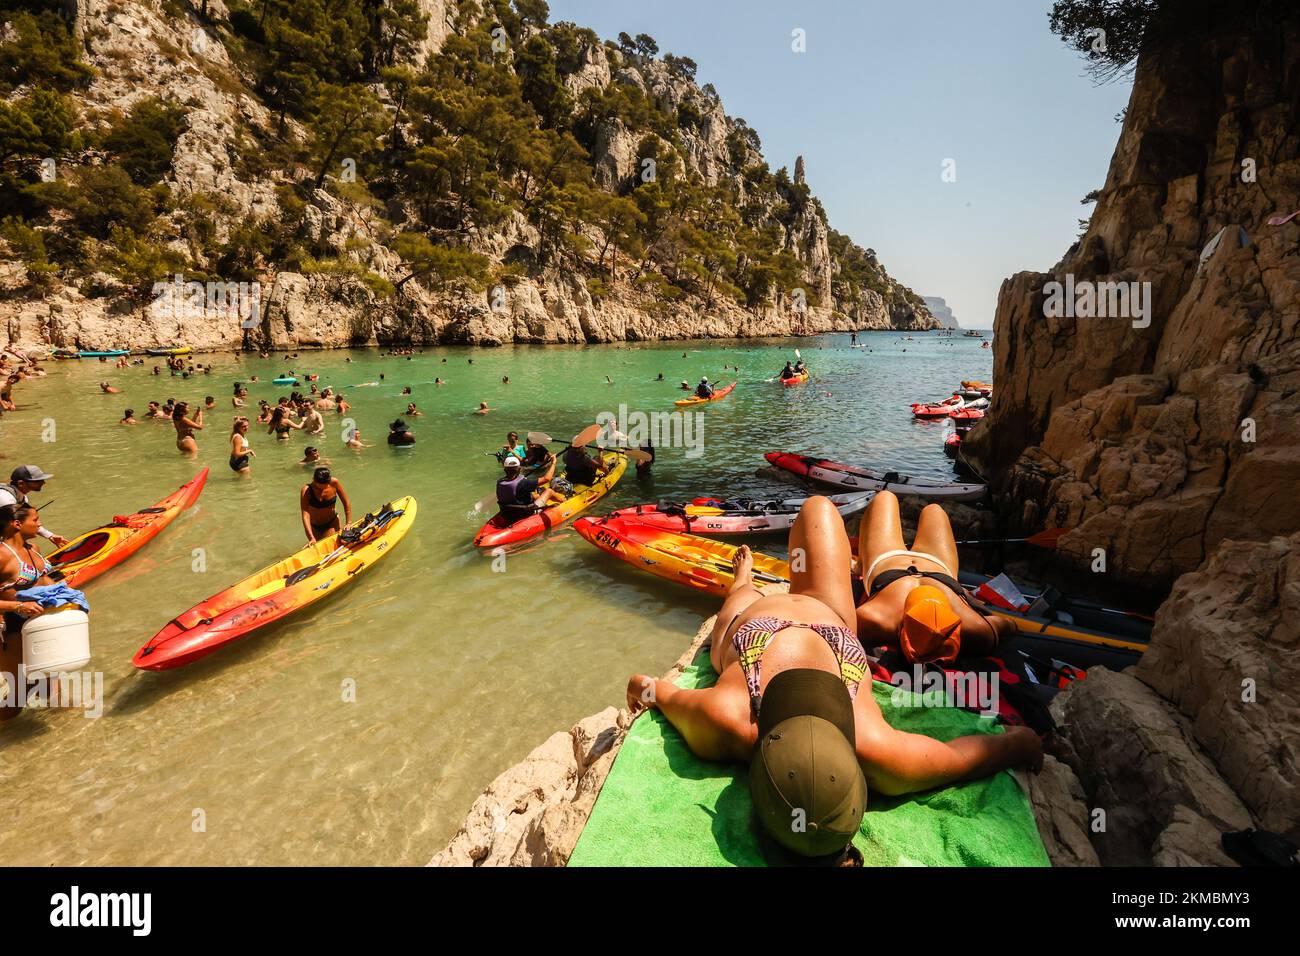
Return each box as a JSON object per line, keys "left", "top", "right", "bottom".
{"left": 230, "top": 417, "right": 254, "bottom": 476}
{"left": 173, "top": 401, "right": 203, "bottom": 456}
{"left": 300, "top": 468, "right": 351, "bottom": 543}
{"left": 387, "top": 419, "right": 415, "bottom": 446}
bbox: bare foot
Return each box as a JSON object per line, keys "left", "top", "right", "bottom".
{"left": 626, "top": 675, "right": 658, "bottom": 713}
{"left": 730, "top": 545, "right": 754, "bottom": 590}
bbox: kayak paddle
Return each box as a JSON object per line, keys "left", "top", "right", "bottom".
{"left": 955, "top": 528, "right": 1071, "bottom": 549}
{"left": 527, "top": 428, "right": 651, "bottom": 463}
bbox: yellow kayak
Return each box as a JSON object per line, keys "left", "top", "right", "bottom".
{"left": 133, "top": 497, "right": 417, "bottom": 670}
{"left": 674, "top": 382, "right": 737, "bottom": 406}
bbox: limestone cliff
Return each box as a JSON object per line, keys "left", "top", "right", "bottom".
{"left": 964, "top": 4, "right": 1299, "bottom": 590}
{"left": 0, "top": 0, "right": 936, "bottom": 351}
{"left": 962, "top": 0, "right": 1299, "bottom": 862}
{"left": 921, "top": 295, "right": 960, "bottom": 330}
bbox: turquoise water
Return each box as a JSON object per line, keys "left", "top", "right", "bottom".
{"left": 0, "top": 331, "right": 990, "bottom": 864}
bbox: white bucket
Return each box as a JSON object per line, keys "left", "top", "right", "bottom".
{"left": 22, "top": 607, "right": 91, "bottom": 678}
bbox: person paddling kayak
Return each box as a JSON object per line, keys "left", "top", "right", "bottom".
{"left": 563, "top": 443, "right": 609, "bottom": 486}
{"left": 300, "top": 468, "right": 352, "bottom": 543}
{"left": 624, "top": 496, "right": 1041, "bottom": 862}
{"left": 695, "top": 377, "right": 714, "bottom": 399}
{"left": 780, "top": 361, "right": 795, "bottom": 379}
{"left": 495, "top": 455, "right": 562, "bottom": 524}
{"left": 854, "top": 491, "right": 1016, "bottom": 662}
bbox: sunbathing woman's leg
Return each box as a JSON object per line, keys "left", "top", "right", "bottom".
{"left": 911, "top": 503, "right": 959, "bottom": 577}
{"left": 709, "top": 545, "right": 763, "bottom": 673}
{"left": 858, "top": 491, "right": 905, "bottom": 590}
{"left": 789, "top": 496, "right": 857, "bottom": 630}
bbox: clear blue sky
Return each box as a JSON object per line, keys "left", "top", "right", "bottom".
{"left": 546, "top": 0, "right": 1132, "bottom": 328}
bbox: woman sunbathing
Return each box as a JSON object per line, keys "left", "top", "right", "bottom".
{"left": 855, "top": 491, "right": 1018, "bottom": 662}
{"left": 626, "top": 495, "right": 1041, "bottom": 860}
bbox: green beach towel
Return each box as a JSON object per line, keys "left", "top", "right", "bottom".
{"left": 570, "top": 647, "right": 1049, "bottom": 867}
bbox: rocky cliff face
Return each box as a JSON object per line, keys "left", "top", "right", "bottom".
{"left": 0, "top": 0, "right": 937, "bottom": 352}
{"left": 963, "top": 8, "right": 1299, "bottom": 590}
{"left": 962, "top": 3, "right": 1299, "bottom": 861}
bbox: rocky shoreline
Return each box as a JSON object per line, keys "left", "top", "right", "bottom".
{"left": 1, "top": 277, "right": 939, "bottom": 355}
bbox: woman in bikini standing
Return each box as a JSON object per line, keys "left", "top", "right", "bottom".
{"left": 268, "top": 404, "right": 303, "bottom": 441}
{"left": 299, "top": 468, "right": 352, "bottom": 543}
{"left": 625, "top": 495, "right": 1040, "bottom": 860}
{"left": 172, "top": 401, "right": 203, "bottom": 456}
{"left": 854, "top": 491, "right": 1016, "bottom": 662}
{"left": 0, "top": 504, "right": 54, "bottom": 720}
{"left": 229, "top": 417, "right": 255, "bottom": 476}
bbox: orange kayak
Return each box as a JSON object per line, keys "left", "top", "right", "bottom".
{"left": 573, "top": 516, "right": 791, "bottom": 597}
{"left": 47, "top": 469, "right": 209, "bottom": 588}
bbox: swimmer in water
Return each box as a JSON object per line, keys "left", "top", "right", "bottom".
{"left": 475, "top": 401, "right": 489, "bottom": 415}
{"left": 405, "top": 402, "right": 422, "bottom": 417}
{"left": 100, "top": 380, "right": 121, "bottom": 394}
{"left": 120, "top": 408, "right": 136, "bottom": 425}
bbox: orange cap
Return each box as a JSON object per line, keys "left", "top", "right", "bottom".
{"left": 900, "top": 585, "right": 962, "bottom": 663}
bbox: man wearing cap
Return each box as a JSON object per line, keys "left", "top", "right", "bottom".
{"left": 694, "top": 376, "right": 714, "bottom": 399}
{"left": 0, "top": 466, "right": 69, "bottom": 547}
{"left": 494, "top": 453, "right": 560, "bottom": 524}
{"left": 625, "top": 496, "right": 1041, "bottom": 862}
{"left": 855, "top": 490, "right": 1016, "bottom": 662}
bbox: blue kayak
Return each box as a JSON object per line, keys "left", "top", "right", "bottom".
{"left": 79, "top": 350, "right": 130, "bottom": 357}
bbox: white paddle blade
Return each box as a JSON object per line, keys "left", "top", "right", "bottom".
{"left": 526, "top": 430, "right": 554, "bottom": 445}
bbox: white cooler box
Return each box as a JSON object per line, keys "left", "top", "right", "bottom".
{"left": 22, "top": 607, "right": 91, "bottom": 678}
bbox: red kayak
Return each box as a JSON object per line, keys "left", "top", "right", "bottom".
{"left": 780, "top": 371, "right": 809, "bottom": 386}
{"left": 765, "top": 452, "right": 986, "bottom": 501}
{"left": 949, "top": 407, "right": 985, "bottom": 422}
{"left": 912, "top": 395, "right": 963, "bottom": 418}
{"left": 47, "top": 469, "right": 209, "bottom": 588}
{"left": 944, "top": 432, "right": 963, "bottom": 457}
{"left": 473, "top": 452, "right": 626, "bottom": 548}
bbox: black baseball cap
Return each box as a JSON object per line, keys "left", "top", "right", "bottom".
{"left": 749, "top": 669, "right": 867, "bottom": 859}
{"left": 11, "top": 465, "right": 54, "bottom": 482}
